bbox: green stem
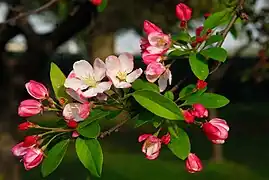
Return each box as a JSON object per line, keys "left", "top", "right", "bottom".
{"left": 41, "top": 132, "right": 66, "bottom": 151}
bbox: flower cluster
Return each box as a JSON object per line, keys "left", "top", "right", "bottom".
{"left": 12, "top": 2, "right": 232, "bottom": 178}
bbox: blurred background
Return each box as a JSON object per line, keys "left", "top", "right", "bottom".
{"left": 0, "top": 0, "right": 269, "bottom": 179}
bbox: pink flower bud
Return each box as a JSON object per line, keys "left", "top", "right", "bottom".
{"left": 183, "top": 110, "right": 195, "bottom": 124}
{"left": 145, "top": 62, "right": 166, "bottom": 83}
{"left": 196, "top": 26, "right": 204, "bottom": 37}
{"left": 90, "top": 0, "right": 102, "bottom": 6}
{"left": 196, "top": 80, "right": 207, "bottom": 89}
{"left": 138, "top": 134, "right": 162, "bottom": 160}
{"left": 176, "top": 3, "right": 192, "bottom": 21}
{"left": 67, "top": 120, "right": 78, "bottom": 129}
{"left": 23, "top": 135, "right": 39, "bottom": 147}
{"left": 143, "top": 20, "right": 162, "bottom": 35}
{"left": 18, "top": 99, "right": 43, "bottom": 117}
{"left": 192, "top": 104, "right": 208, "bottom": 118}
{"left": 63, "top": 102, "right": 90, "bottom": 122}
{"left": 161, "top": 133, "right": 171, "bottom": 145}
{"left": 185, "top": 153, "right": 203, "bottom": 173}
{"left": 202, "top": 118, "right": 229, "bottom": 144}
{"left": 72, "top": 131, "right": 80, "bottom": 138}
{"left": 11, "top": 142, "right": 31, "bottom": 157}
{"left": 23, "top": 148, "right": 44, "bottom": 170}
{"left": 25, "top": 80, "right": 49, "bottom": 100}
{"left": 18, "top": 122, "right": 34, "bottom": 131}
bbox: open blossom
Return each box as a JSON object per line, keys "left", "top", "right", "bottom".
{"left": 18, "top": 99, "right": 43, "bottom": 117}
{"left": 105, "top": 53, "right": 143, "bottom": 88}
{"left": 64, "top": 59, "right": 112, "bottom": 98}
{"left": 63, "top": 102, "right": 90, "bottom": 122}
{"left": 23, "top": 148, "right": 44, "bottom": 170}
{"left": 145, "top": 62, "right": 166, "bottom": 83}
{"left": 138, "top": 134, "right": 162, "bottom": 160}
{"left": 202, "top": 118, "right": 229, "bottom": 144}
{"left": 185, "top": 153, "right": 203, "bottom": 173}
{"left": 146, "top": 32, "right": 171, "bottom": 55}
{"left": 25, "top": 80, "right": 49, "bottom": 100}
{"left": 12, "top": 142, "right": 33, "bottom": 157}
{"left": 142, "top": 51, "right": 162, "bottom": 65}
{"left": 176, "top": 3, "right": 192, "bottom": 21}
{"left": 191, "top": 104, "right": 208, "bottom": 118}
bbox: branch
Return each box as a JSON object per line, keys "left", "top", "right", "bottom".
{"left": 4, "top": 0, "right": 59, "bottom": 25}
{"left": 99, "top": 118, "right": 128, "bottom": 138}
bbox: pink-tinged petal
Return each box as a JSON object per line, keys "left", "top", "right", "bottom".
{"left": 11, "top": 142, "right": 30, "bottom": 157}
{"left": 145, "top": 141, "right": 161, "bottom": 156}
{"left": 146, "top": 46, "right": 165, "bottom": 55}
{"left": 161, "top": 133, "right": 171, "bottom": 145}
{"left": 126, "top": 68, "right": 143, "bottom": 83}
{"left": 23, "top": 148, "right": 43, "bottom": 170}
{"left": 142, "top": 52, "right": 162, "bottom": 65}
{"left": 143, "top": 20, "right": 162, "bottom": 35}
{"left": 145, "top": 62, "right": 166, "bottom": 76}
{"left": 96, "top": 93, "right": 108, "bottom": 101}
{"left": 158, "top": 74, "right": 168, "bottom": 92}
{"left": 185, "top": 153, "right": 203, "bottom": 173}
{"left": 64, "top": 78, "right": 88, "bottom": 91}
{"left": 176, "top": 3, "right": 192, "bottom": 21}
{"left": 105, "top": 55, "right": 120, "bottom": 76}
{"left": 72, "top": 131, "right": 80, "bottom": 138}
{"left": 146, "top": 151, "right": 160, "bottom": 160}
{"left": 63, "top": 103, "right": 79, "bottom": 121}
{"left": 212, "top": 140, "right": 225, "bottom": 144}
{"left": 66, "top": 88, "right": 87, "bottom": 103}
{"left": 18, "top": 99, "right": 42, "bottom": 117}
{"left": 146, "top": 74, "right": 160, "bottom": 83}
{"left": 96, "top": 81, "right": 112, "bottom": 92}
{"left": 73, "top": 60, "right": 94, "bottom": 79}
{"left": 114, "top": 82, "right": 132, "bottom": 89}
{"left": 67, "top": 70, "right": 76, "bottom": 79}
{"left": 93, "top": 58, "right": 106, "bottom": 81}
{"left": 106, "top": 72, "right": 120, "bottom": 87}
{"left": 138, "top": 134, "right": 151, "bottom": 142}
{"left": 25, "top": 80, "right": 48, "bottom": 100}
{"left": 118, "top": 53, "right": 134, "bottom": 73}
{"left": 79, "top": 102, "right": 91, "bottom": 119}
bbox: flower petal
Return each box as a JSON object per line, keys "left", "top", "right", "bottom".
{"left": 93, "top": 58, "right": 106, "bottom": 81}
{"left": 96, "top": 81, "right": 112, "bottom": 92}
{"left": 118, "top": 53, "right": 134, "bottom": 73}
{"left": 64, "top": 78, "right": 88, "bottom": 91}
{"left": 105, "top": 55, "right": 120, "bottom": 76}
{"left": 114, "top": 82, "right": 132, "bottom": 89}
{"left": 138, "top": 134, "right": 151, "bottom": 142}
{"left": 126, "top": 68, "right": 143, "bottom": 83}
{"left": 73, "top": 60, "right": 94, "bottom": 79}
{"left": 158, "top": 73, "right": 168, "bottom": 92}
{"left": 66, "top": 88, "right": 87, "bottom": 103}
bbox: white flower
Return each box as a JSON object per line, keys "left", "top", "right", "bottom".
{"left": 64, "top": 59, "right": 112, "bottom": 98}
{"left": 105, "top": 53, "right": 143, "bottom": 88}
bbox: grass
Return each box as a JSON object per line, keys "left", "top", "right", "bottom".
{"left": 20, "top": 102, "right": 269, "bottom": 180}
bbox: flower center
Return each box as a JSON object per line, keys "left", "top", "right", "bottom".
{"left": 157, "top": 38, "right": 167, "bottom": 48}
{"left": 117, "top": 71, "right": 127, "bottom": 81}
{"left": 83, "top": 77, "right": 97, "bottom": 87}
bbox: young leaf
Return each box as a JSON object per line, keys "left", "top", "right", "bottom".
{"left": 77, "top": 121, "right": 101, "bottom": 138}
{"left": 97, "top": 0, "right": 108, "bottom": 12}
{"left": 132, "top": 79, "right": 159, "bottom": 92}
{"left": 205, "top": 35, "right": 224, "bottom": 46}
{"left": 132, "top": 90, "right": 184, "bottom": 120}
{"left": 168, "top": 126, "right": 190, "bottom": 160}
{"left": 172, "top": 31, "right": 191, "bottom": 42}
{"left": 164, "top": 91, "right": 174, "bottom": 100}
{"left": 76, "top": 138, "right": 103, "bottom": 177}
{"left": 78, "top": 109, "right": 110, "bottom": 129}
{"left": 41, "top": 139, "right": 70, "bottom": 177}
{"left": 50, "top": 63, "right": 69, "bottom": 100}
{"left": 200, "top": 47, "right": 228, "bottom": 62}
{"left": 185, "top": 93, "right": 230, "bottom": 108}
{"left": 203, "top": 8, "right": 233, "bottom": 30}
{"left": 169, "top": 49, "right": 190, "bottom": 57}
{"left": 189, "top": 53, "right": 209, "bottom": 80}
{"left": 179, "top": 84, "right": 196, "bottom": 99}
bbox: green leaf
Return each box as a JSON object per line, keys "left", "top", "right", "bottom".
{"left": 97, "top": 0, "right": 108, "bottom": 12}
{"left": 168, "top": 126, "right": 190, "bottom": 160}
{"left": 132, "top": 90, "right": 183, "bottom": 120}
{"left": 79, "top": 109, "right": 110, "bottom": 129}
{"left": 50, "top": 63, "right": 69, "bottom": 100}
{"left": 76, "top": 138, "right": 103, "bottom": 177}
{"left": 164, "top": 91, "right": 174, "bottom": 100}
{"left": 205, "top": 35, "right": 224, "bottom": 46}
{"left": 185, "top": 93, "right": 230, "bottom": 108}
{"left": 134, "top": 111, "right": 162, "bottom": 128}
{"left": 189, "top": 53, "right": 209, "bottom": 80}
{"left": 230, "top": 24, "right": 238, "bottom": 39}
{"left": 203, "top": 8, "right": 233, "bottom": 31}
{"left": 172, "top": 32, "right": 191, "bottom": 42}
{"left": 179, "top": 84, "right": 196, "bottom": 99}
{"left": 169, "top": 49, "right": 190, "bottom": 57}
{"left": 132, "top": 79, "right": 159, "bottom": 92}
{"left": 41, "top": 139, "right": 70, "bottom": 177}
{"left": 200, "top": 47, "right": 228, "bottom": 62}
{"left": 77, "top": 121, "right": 100, "bottom": 138}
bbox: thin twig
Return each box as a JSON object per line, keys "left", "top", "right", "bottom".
{"left": 99, "top": 119, "right": 128, "bottom": 138}
{"left": 4, "top": 0, "right": 59, "bottom": 25}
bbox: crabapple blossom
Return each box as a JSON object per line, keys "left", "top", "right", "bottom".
{"left": 18, "top": 99, "right": 43, "bottom": 117}
{"left": 25, "top": 80, "right": 49, "bottom": 100}
{"left": 185, "top": 153, "right": 203, "bottom": 173}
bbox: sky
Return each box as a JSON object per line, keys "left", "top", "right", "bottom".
{"left": 0, "top": 0, "right": 267, "bottom": 56}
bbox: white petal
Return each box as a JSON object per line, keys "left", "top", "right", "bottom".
{"left": 146, "top": 74, "right": 160, "bottom": 83}
{"left": 66, "top": 88, "right": 87, "bottom": 103}
{"left": 118, "top": 53, "right": 134, "bottom": 73}
{"left": 114, "top": 82, "right": 132, "bottom": 88}
{"left": 82, "top": 88, "right": 98, "bottom": 98}
{"left": 64, "top": 78, "right": 88, "bottom": 91}
{"left": 146, "top": 46, "right": 164, "bottom": 54}
{"left": 73, "top": 60, "right": 94, "bottom": 79}
{"left": 96, "top": 81, "right": 112, "bottom": 92}
{"left": 93, "top": 58, "right": 106, "bottom": 81}
{"left": 126, "top": 68, "right": 143, "bottom": 83}
{"left": 105, "top": 56, "right": 120, "bottom": 76}
{"left": 158, "top": 73, "right": 168, "bottom": 92}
